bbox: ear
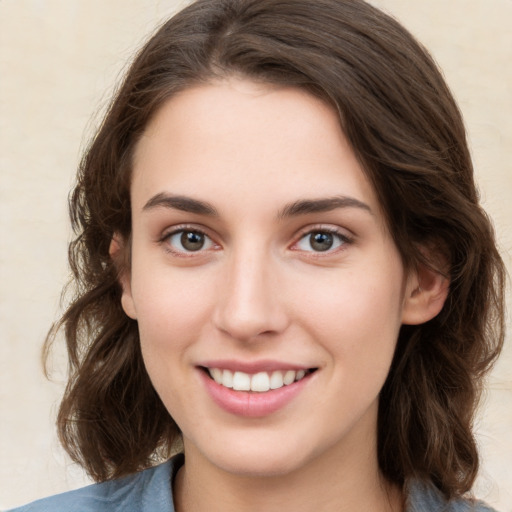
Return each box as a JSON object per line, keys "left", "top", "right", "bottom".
{"left": 401, "top": 258, "right": 450, "bottom": 326}
{"left": 109, "top": 235, "right": 137, "bottom": 320}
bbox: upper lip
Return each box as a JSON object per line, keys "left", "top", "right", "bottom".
{"left": 196, "top": 359, "right": 315, "bottom": 374}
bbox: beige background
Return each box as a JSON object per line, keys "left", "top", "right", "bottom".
{"left": 0, "top": 0, "right": 511, "bottom": 509}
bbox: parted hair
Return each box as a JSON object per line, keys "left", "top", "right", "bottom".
{"left": 49, "top": 0, "right": 505, "bottom": 499}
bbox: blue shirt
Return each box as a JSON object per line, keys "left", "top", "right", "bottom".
{"left": 8, "top": 454, "right": 499, "bottom": 511}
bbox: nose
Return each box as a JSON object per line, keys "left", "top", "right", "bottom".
{"left": 212, "top": 249, "right": 289, "bottom": 342}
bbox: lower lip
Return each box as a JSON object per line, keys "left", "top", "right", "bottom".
{"left": 199, "top": 370, "right": 313, "bottom": 418}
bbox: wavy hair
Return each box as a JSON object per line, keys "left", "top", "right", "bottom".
{"left": 47, "top": 0, "right": 505, "bottom": 498}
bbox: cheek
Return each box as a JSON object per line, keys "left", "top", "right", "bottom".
{"left": 130, "top": 264, "right": 216, "bottom": 360}
{"left": 303, "top": 274, "right": 404, "bottom": 425}
{"left": 295, "top": 261, "right": 405, "bottom": 363}
{"left": 131, "top": 268, "right": 214, "bottom": 417}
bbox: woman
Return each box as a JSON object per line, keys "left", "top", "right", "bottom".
{"left": 9, "top": 0, "right": 505, "bottom": 510}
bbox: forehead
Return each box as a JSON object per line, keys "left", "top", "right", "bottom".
{"left": 131, "top": 79, "right": 381, "bottom": 219}
{"left": 135, "top": 79, "right": 343, "bottom": 164}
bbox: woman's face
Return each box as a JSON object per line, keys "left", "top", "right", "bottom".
{"left": 121, "top": 79, "right": 418, "bottom": 477}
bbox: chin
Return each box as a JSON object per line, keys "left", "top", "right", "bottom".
{"left": 218, "top": 453, "right": 306, "bottom": 478}
{"left": 195, "top": 433, "right": 314, "bottom": 478}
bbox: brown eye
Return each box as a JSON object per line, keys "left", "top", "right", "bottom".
{"left": 181, "top": 231, "right": 205, "bottom": 251}
{"left": 309, "top": 232, "right": 334, "bottom": 252}
{"left": 295, "top": 229, "right": 349, "bottom": 253}
{"left": 166, "top": 230, "right": 215, "bottom": 253}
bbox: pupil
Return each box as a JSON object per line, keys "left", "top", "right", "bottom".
{"left": 181, "top": 231, "right": 204, "bottom": 251}
{"left": 310, "top": 232, "right": 333, "bottom": 251}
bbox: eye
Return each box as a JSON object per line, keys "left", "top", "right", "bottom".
{"left": 165, "top": 229, "right": 216, "bottom": 253}
{"left": 295, "top": 229, "right": 349, "bottom": 253}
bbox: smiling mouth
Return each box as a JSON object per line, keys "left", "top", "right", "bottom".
{"left": 201, "top": 367, "right": 317, "bottom": 393}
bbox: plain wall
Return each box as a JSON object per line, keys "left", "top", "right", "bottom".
{"left": 0, "top": 0, "right": 511, "bottom": 509}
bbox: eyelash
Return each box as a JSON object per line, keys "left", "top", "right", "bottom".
{"left": 159, "top": 225, "right": 353, "bottom": 257}
{"left": 291, "top": 226, "right": 353, "bottom": 254}
{"left": 159, "top": 225, "right": 219, "bottom": 257}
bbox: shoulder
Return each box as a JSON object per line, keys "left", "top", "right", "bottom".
{"left": 405, "top": 478, "right": 499, "bottom": 512}
{"left": 7, "top": 455, "right": 183, "bottom": 512}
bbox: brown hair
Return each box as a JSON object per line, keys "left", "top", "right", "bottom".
{"left": 48, "top": 0, "right": 505, "bottom": 498}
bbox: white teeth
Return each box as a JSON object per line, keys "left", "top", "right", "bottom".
{"left": 222, "top": 369, "right": 233, "bottom": 388}
{"left": 233, "top": 371, "right": 251, "bottom": 391}
{"left": 283, "top": 370, "right": 296, "bottom": 385}
{"left": 207, "top": 368, "right": 310, "bottom": 392}
{"left": 295, "top": 369, "right": 306, "bottom": 381}
{"left": 210, "top": 368, "right": 223, "bottom": 384}
{"left": 251, "top": 372, "right": 270, "bottom": 392}
{"left": 269, "top": 371, "right": 284, "bottom": 389}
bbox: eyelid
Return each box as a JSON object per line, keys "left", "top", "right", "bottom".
{"left": 157, "top": 223, "right": 353, "bottom": 257}
{"left": 159, "top": 224, "right": 221, "bottom": 256}
{"left": 290, "top": 224, "right": 354, "bottom": 253}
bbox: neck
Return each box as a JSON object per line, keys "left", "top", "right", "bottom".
{"left": 173, "top": 416, "right": 403, "bottom": 512}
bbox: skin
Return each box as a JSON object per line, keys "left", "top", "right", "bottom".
{"left": 117, "top": 78, "right": 448, "bottom": 512}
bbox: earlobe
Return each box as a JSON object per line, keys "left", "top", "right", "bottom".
{"left": 401, "top": 263, "right": 449, "bottom": 326}
{"left": 109, "top": 235, "right": 137, "bottom": 320}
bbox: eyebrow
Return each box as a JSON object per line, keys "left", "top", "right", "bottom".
{"left": 142, "top": 193, "right": 219, "bottom": 216}
{"left": 142, "top": 192, "right": 372, "bottom": 219}
{"left": 277, "top": 196, "right": 373, "bottom": 219}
